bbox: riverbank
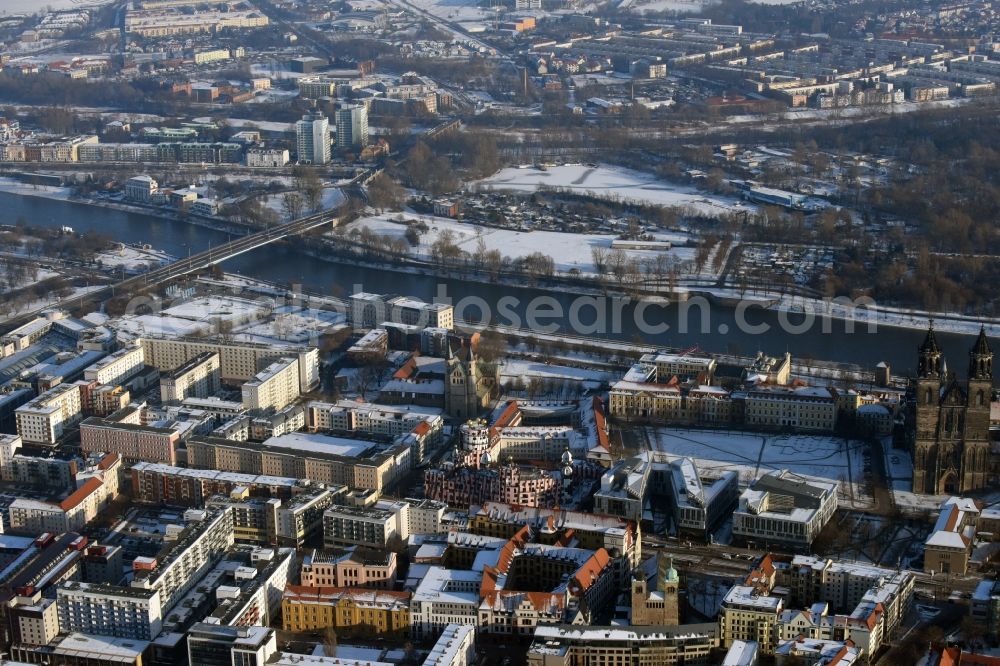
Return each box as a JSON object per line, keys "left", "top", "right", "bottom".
{"left": 300, "top": 238, "right": 1000, "bottom": 339}
{"left": 0, "top": 177, "right": 254, "bottom": 237}
{"left": 2, "top": 180, "right": 996, "bottom": 341}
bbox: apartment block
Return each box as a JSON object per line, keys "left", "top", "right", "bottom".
{"left": 323, "top": 501, "right": 409, "bottom": 549}
{"left": 80, "top": 405, "right": 205, "bottom": 465}
{"left": 242, "top": 357, "right": 301, "bottom": 414}
{"left": 8, "top": 462, "right": 118, "bottom": 535}
{"left": 187, "top": 432, "right": 413, "bottom": 495}
{"left": 83, "top": 344, "right": 145, "bottom": 386}
{"left": 160, "top": 351, "right": 221, "bottom": 403}
{"left": 130, "top": 507, "right": 236, "bottom": 613}
{"left": 130, "top": 461, "right": 306, "bottom": 506}
{"left": 720, "top": 585, "right": 784, "bottom": 653}
{"left": 139, "top": 337, "right": 319, "bottom": 390}
{"left": 57, "top": 581, "right": 163, "bottom": 640}
{"left": 15, "top": 382, "right": 83, "bottom": 445}
{"left": 8, "top": 592, "right": 60, "bottom": 647}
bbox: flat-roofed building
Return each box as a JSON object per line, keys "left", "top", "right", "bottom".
{"left": 139, "top": 337, "right": 318, "bottom": 390}
{"left": 15, "top": 382, "right": 83, "bottom": 445}
{"left": 57, "top": 581, "right": 163, "bottom": 640}
{"left": 160, "top": 351, "right": 221, "bottom": 403}
{"left": 83, "top": 344, "right": 145, "bottom": 387}
{"left": 720, "top": 585, "right": 784, "bottom": 653}
{"left": 323, "top": 500, "right": 409, "bottom": 549}
{"left": 733, "top": 470, "right": 838, "bottom": 549}
{"left": 242, "top": 357, "right": 301, "bottom": 415}
{"left": 527, "top": 624, "right": 719, "bottom": 665}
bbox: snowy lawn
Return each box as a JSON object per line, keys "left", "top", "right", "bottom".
{"left": 346, "top": 212, "right": 707, "bottom": 277}
{"left": 647, "top": 426, "right": 870, "bottom": 505}
{"left": 474, "top": 164, "right": 751, "bottom": 216}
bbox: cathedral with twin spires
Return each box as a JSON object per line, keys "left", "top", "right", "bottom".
{"left": 910, "top": 323, "right": 994, "bottom": 494}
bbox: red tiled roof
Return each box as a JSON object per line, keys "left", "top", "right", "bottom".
{"left": 97, "top": 453, "right": 120, "bottom": 471}
{"left": 59, "top": 477, "right": 103, "bottom": 512}
{"left": 569, "top": 548, "right": 610, "bottom": 594}
{"left": 592, "top": 396, "right": 609, "bottom": 451}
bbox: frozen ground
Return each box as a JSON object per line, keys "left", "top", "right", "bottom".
{"left": 264, "top": 188, "right": 346, "bottom": 220}
{"left": 647, "top": 427, "right": 869, "bottom": 505}
{"left": 233, "top": 305, "right": 347, "bottom": 346}
{"left": 618, "top": 0, "right": 715, "bottom": 12}
{"left": 95, "top": 245, "right": 175, "bottom": 273}
{"left": 475, "top": 164, "right": 751, "bottom": 216}
{"left": 0, "top": 0, "right": 113, "bottom": 13}
{"left": 0, "top": 263, "right": 58, "bottom": 294}
{"left": 0, "top": 176, "right": 72, "bottom": 200}
{"left": 499, "top": 359, "right": 612, "bottom": 385}
{"left": 346, "top": 212, "right": 711, "bottom": 277}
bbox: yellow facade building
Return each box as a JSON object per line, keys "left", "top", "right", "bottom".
{"left": 281, "top": 585, "right": 410, "bottom": 639}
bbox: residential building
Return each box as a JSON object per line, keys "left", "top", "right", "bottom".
{"left": 56, "top": 581, "right": 163, "bottom": 640}
{"left": 323, "top": 501, "right": 409, "bottom": 549}
{"left": 242, "top": 357, "right": 301, "bottom": 414}
{"left": 0, "top": 433, "right": 22, "bottom": 479}
{"left": 15, "top": 382, "right": 83, "bottom": 445}
{"left": 246, "top": 147, "right": 290, "bottom": 168}
{"left": 80, "top": 405, "right": 207, "bottom": 465}
{"left": 129, "top": 507, "right": 236, "bottom": 613}
{"left": 160, "top": 351, "right": 221, "bottom": 403}
{"left": 188, "top": 432, "right": 414, "bottom": 495}
{"left": 970, "top": 579, "right": 1000, "bottom": 638}
{"left": 296, "top": 112, "right": 330, "bottom": 164}
{"left": 130, "top": 461, "right": 305, "bottom": 505}
{"left": 720, "top": 585, "right": 784, "bottom": 653}
{"left": 335, "top": 104, "right": 369, "bottom": 149}
{"left": 139, "top": 337, "right": 319, "bottom": 389}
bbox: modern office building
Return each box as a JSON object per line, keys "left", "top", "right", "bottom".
{"left": 732, "top": 470, "right": 839, "bottom": 549}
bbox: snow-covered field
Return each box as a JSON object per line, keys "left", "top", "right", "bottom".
{"left": 648, "top": 427, "right": 869, "bottom": 504}
{"left": 500, "top": 359, "right": 613, "bottom": 385}
{"left": 234, "top": 305, "right": 346, "bottom": 346}
{"left": 618, "top": 0, "right": 714, "bottom": 12}
{"left": 475, "top": 164, "right": 751, "bottom": 216}
{"left": 264, "top": 188, "right": 346, "bottom": 220}
{"left": 346, "top": 212, "right": 706, "bottom": 276}
{"left": 0, "top": 0, "right": 113, "bottom": 14}
{"left": 95, "top": 245, "right": 175, "bottom": 273}
{"left": 0, "top": 176, "right": 73, "bottom": 201}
